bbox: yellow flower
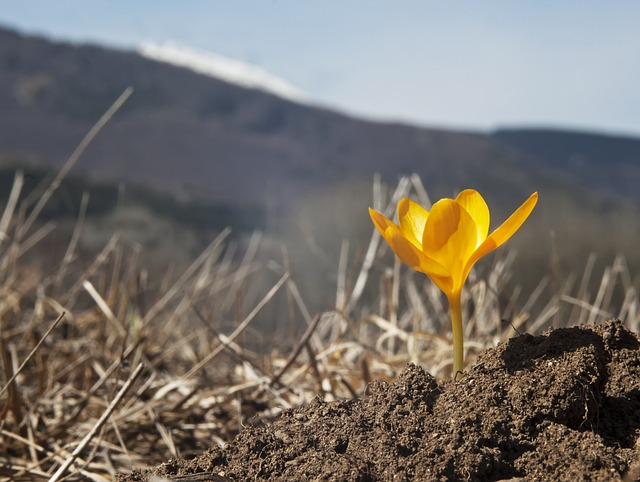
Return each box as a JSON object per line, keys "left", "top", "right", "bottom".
{"left": 369, "top": 189, "right": 538, "bottom": 378}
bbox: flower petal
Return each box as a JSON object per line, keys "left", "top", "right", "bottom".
{"left": 422, "top": 198, "right": 478, "bottom": 292}
{"left": 370, "top": 206, "right": 449, "bottom": 279}
{"left": 456, "top": 189, "right": 490, "bottom": 247}
{"left": 388, "top": 227, "right": 452, "bottom": 281}
{"left": 397, "top": 198, "right": 429, "bottom": 248}
{"left": 369, "top": 207, "right": 398, "bottom": 236}
{"left": 464, "top": 192, "right": 538, "bottom": 278}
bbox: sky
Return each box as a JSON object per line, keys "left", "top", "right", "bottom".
{"left": 2, "top": 1, "right": 640, "bottom": 136}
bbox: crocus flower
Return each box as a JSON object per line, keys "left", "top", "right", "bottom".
{"left": 369, "top": 189, "right": 538, "bottom": 378}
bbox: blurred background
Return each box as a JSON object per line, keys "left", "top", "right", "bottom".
{"left": 1, "top": 1, "right": 640, "bottom": 318}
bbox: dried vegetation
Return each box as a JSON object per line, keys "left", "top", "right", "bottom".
{"left": 1, "top": 92, "right": 639, "bottom": 481}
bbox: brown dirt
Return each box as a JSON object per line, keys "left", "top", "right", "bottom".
{"left": 118, "top": 319, "right": 640, "bottom": 481}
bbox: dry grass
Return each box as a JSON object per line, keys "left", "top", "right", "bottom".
{"left": 1, "top": 95, "right": 639, "bottom": 481}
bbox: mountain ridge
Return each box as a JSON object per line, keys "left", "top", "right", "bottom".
{"left": 1, "top": 24, "right": 639, "bottom": 227}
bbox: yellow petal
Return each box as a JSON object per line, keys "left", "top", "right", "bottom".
{"left": 456, "top": 189, "right": 490, "bottom": 247}
{"left": 464, "top": 192, "right": 538, "bottom": 278}
{"left": 422, "top": 198, "right": 478, "bottom": 291}
{"left": 388, "top": 227, "right": 451, "bottom": 280}
{"left": 369, "top": 207, "right": 397, "bottom": 237}
{"left": 369, "top": 207, "right": 449, "bottom": 278}
{"left": 397, "top": 198, "right": 429, "bottom": 248}
{"left": 425, "top": 272, "right": 455, "bottom": 297}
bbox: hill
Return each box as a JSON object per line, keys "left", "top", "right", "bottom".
{"left": 3, "top": 25, "right": 640, "bottom": 211}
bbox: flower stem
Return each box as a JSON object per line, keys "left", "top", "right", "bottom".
{"left": 448, "top": 292, "right": 464, "bottom": 380}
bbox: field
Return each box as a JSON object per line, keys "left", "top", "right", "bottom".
{"left": 2, "top": 102, "right": 640, "bottom": 481}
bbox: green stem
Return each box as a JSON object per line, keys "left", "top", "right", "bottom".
{"left": 448, "top": 292, "right": 464, "bottom": 380}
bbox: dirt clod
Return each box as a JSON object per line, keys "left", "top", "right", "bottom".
{"left": 119, "top": 319, "right": 640, "bottom": 481}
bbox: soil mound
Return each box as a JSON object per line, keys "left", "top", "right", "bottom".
{"left": 119, "top": 319, "right": 640, "bottom": 481}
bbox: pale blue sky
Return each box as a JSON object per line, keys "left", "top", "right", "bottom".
{"left": 2, "top": 1, "right": 640, "bottom": 135}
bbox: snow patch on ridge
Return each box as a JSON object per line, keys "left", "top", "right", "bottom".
{"left": 138, "top": 41, "right": 309, "bottom": 103}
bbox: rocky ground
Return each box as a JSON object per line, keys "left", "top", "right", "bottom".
{"left": 118, "top": 318, "right": 640, "bottom": 481}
